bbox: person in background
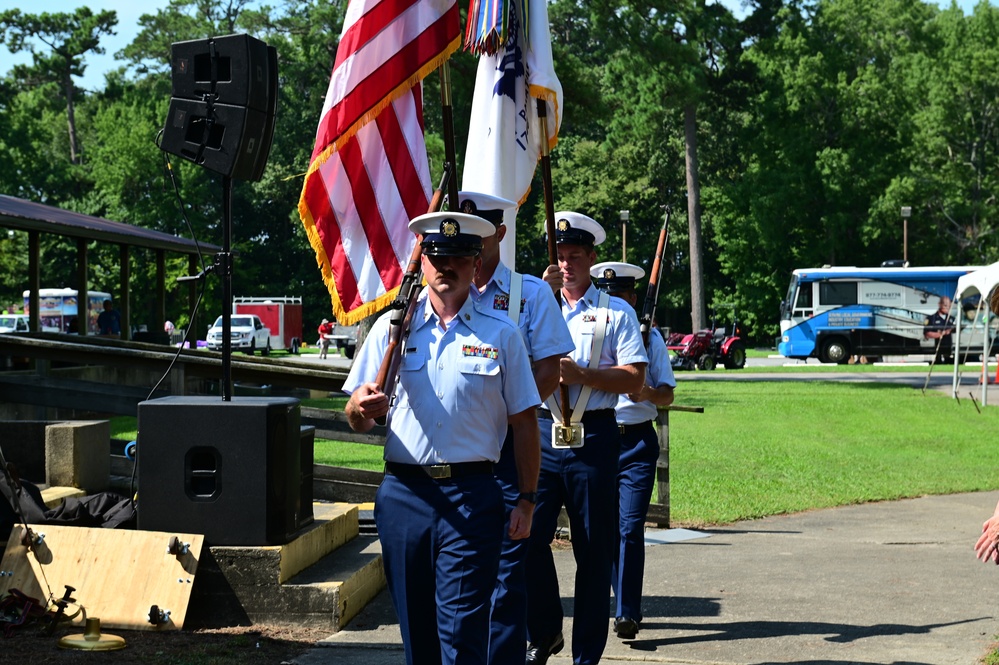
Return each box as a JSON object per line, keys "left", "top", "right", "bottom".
{"left": 97, "top": 299, "right": 121, "bottom": 338}
{"left": 343, "top": 211, "right": 541, "bottom": 665}
{"left": 318, "top": 318, "right": 334, "bottom": 360}
{"left": 591, "top": 261, "right": 676, "bottom": 641}
{"left": 924, "top": 296, "right": 955, "bottom": 363}
{"left": 976, "top": 498, "right": 999, "bottom": 565}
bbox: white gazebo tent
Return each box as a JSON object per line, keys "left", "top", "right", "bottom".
{"left": 952, "top": 262, "right": 999, "bottom": 404}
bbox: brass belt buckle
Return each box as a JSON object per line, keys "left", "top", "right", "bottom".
{"left": 427, "top": 465, "right": 451, "bottom": 479}
{"left": 551, "top": 422, "right": 585, "bottom": 449}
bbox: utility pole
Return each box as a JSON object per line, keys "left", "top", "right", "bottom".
{"left": 901, "top": 206, "right": 911, "bottom": 266}
{"left": 619, "top": 210, "right": 629, "bottom": 262}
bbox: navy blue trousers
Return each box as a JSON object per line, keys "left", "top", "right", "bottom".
{"left": 526, "top": 412, "right": 620, "bottom": 665}
{"left": 487, "top": 428, "right": 527, "bottom": 665}
{"left": 611, "top": 421, "right": 658, "bottom": 622}
{"left": 375, "top": 471, "right": 504, "bottom": 665}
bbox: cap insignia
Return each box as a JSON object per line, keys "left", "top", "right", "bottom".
{"left": 441, "top": 219, "right": 459, "bottom": 237}
{"left": 603, "top": 269, "right": 617, "bottom": 279}
{"left": 461, "top": 200, "right": 476, "bottom": 215}
{"left": 557, "top": 219, "right": 570, "bottom": 232}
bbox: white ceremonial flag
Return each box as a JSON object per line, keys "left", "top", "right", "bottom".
{"left": 461, "top": 0, "right": 562, "bottom": 268}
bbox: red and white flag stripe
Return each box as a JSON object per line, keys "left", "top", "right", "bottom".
{"left": 313, "top": 0, "right": 459, "bottom": 160}
{"left": 302, "top": 88, "right": 431, "bottom": 318}
{"left": 300, "top": 0, "right": 459, "bottom": 324}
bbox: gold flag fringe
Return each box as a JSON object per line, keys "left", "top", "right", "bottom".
{"left": 296, "top": 40, "right": 460, "bottom": 326}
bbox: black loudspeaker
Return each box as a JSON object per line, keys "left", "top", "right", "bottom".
{"left": 159, "top": 34, "right": 277, "bottom": 182}
{"left": 137, "top": 396, "right": 307, "bottom": 545}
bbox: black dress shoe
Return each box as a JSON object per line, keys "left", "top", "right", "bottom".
{"left": 614, "top": 616, "right": 638, "bottom": 639}
{"left": 525, "top": 631, "right": 564, "bottom": 664}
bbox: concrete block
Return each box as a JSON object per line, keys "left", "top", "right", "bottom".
{"left": 45, "top": 420, "right": 111, "bottom": 492}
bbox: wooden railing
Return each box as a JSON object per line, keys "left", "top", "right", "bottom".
{"left": 300, "top": 404, "right": 704, "bottom": 528}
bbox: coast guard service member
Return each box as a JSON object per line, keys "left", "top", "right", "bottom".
{"left": 343, "top": 212, "right": 541, "bottom": 665}
{"left": 459, "top": 191, "right": 574, "bottom": 665}
{"left": 527, "top": 213, "right": 648, "bottom": 665}
{"left": 591, "top": 261, "right": 676, "bottom": 640}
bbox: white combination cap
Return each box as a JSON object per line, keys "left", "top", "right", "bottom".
{"left": 551, "top": 211, "right": 606, "bottom": 246}
{"left": 409, "top": 212, "right": 496, "bottom": 256}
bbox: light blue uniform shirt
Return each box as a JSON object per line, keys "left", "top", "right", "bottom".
{"left": 551, "top": 283, "right": 648, "bottom": 412}
{"left": 343, "top": 290, "right": 541, "bottom": 465}
{"left": 470, "top": 260, "right": 574, "bottom": 361}
{"left": 616, "top": 327, "right": 677, "bottom": 424}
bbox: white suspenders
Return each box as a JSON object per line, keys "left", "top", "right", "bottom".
{"left": 508, "top": 271, "right": 523, "bottom": 327}
{"left": 544, "top": 291, "right": 610, "bottom": 447}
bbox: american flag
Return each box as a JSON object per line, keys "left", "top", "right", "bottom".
{"left": 299, "top": 0, "right": 461, "bottom": 325}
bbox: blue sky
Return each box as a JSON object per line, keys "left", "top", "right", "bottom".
{"left": 0, "top": 0, "right": 989, "bottom": 91}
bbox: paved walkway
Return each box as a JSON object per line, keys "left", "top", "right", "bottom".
{"left": 292, "top": 490, "right": 999, "bottom": 665}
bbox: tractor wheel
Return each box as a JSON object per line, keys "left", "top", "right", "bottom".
{"left": 819, "top": 337, "right": 850, "bottom": 364}
{"left": 697, "top": 354, "right": 717, "bottom": 371}
{"left": 724, "top": 342, "right": 747, "bottom": 369}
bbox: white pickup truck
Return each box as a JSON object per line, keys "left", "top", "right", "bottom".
{"left": 206, "top": 314, "right": 272, "bottom": 355}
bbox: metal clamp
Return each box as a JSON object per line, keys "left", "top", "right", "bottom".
{"left": 167, "top": 536, "right": 190, "bottom": 557}
{"left": 148, "top": 605, "right": 171, "bottom": 625}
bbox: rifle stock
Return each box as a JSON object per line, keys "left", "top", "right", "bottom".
{"left": 374, "top": 165, "right": 451, "bottom": 400}
{"left": 641, "top": 205, "right": 671, "bottom": 346}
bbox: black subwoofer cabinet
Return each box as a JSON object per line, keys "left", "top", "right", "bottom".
{"left": 137, "top": 396, "right": 310, "bottom": 545}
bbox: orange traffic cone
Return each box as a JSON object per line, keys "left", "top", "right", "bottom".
{"left": 985, "top": 357, "right": 999, "bottom": 385}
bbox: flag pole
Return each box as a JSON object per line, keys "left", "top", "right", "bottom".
{"left": 440, "top": 61, "right": 460, "bottom": 211}
{"left": 537, "top": 98, "right": 573, "bottom": 438}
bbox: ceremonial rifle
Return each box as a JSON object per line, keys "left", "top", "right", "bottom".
{"left": 641, "top": 205, "right": 672, "bottom": 346}
{"left": 374, "top": 58, "right": 459, "bottom": 408}
{"left": 537, "top": 98, "right": 577, "bottom": 446}
{"left": 374, "top": 165, "right": 451, "bottom": 402}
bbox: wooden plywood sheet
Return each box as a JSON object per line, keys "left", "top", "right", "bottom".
{"left": 0, "top": 525, "right": 204, "bottom": 630}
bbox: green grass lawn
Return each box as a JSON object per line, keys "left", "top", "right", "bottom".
{"left": 112, "top": 378, "right": 999, "bottom": 526}
{"left": 667, "top": 380, "right": 999, "bottom": 525}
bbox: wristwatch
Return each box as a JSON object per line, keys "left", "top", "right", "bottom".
{"left": 518, "top": 491, "right": 538, "bottom": 504}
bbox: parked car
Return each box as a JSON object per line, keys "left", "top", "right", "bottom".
{"left": 0, "top": 314, "right": 29, "bottom": 333}
{"left": 206, "top": 315, "right": 271, "bottom": 355}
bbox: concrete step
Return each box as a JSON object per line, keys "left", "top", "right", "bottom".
{"left": 250, "top": 536, "right": 384, "bottom": 631}
{"left": 186, "top": 502, "right": 386, "bottom": 632}
{"left": 210, "top": 502, "right": 359, "bottom": 584}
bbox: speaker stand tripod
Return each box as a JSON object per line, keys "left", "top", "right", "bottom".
{"left": 219, "top": 175, "right": 234, "bottom": 400}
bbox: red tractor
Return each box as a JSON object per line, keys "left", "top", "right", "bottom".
{"left": 667, "top": 307, "right": 747, "bottom": 371}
